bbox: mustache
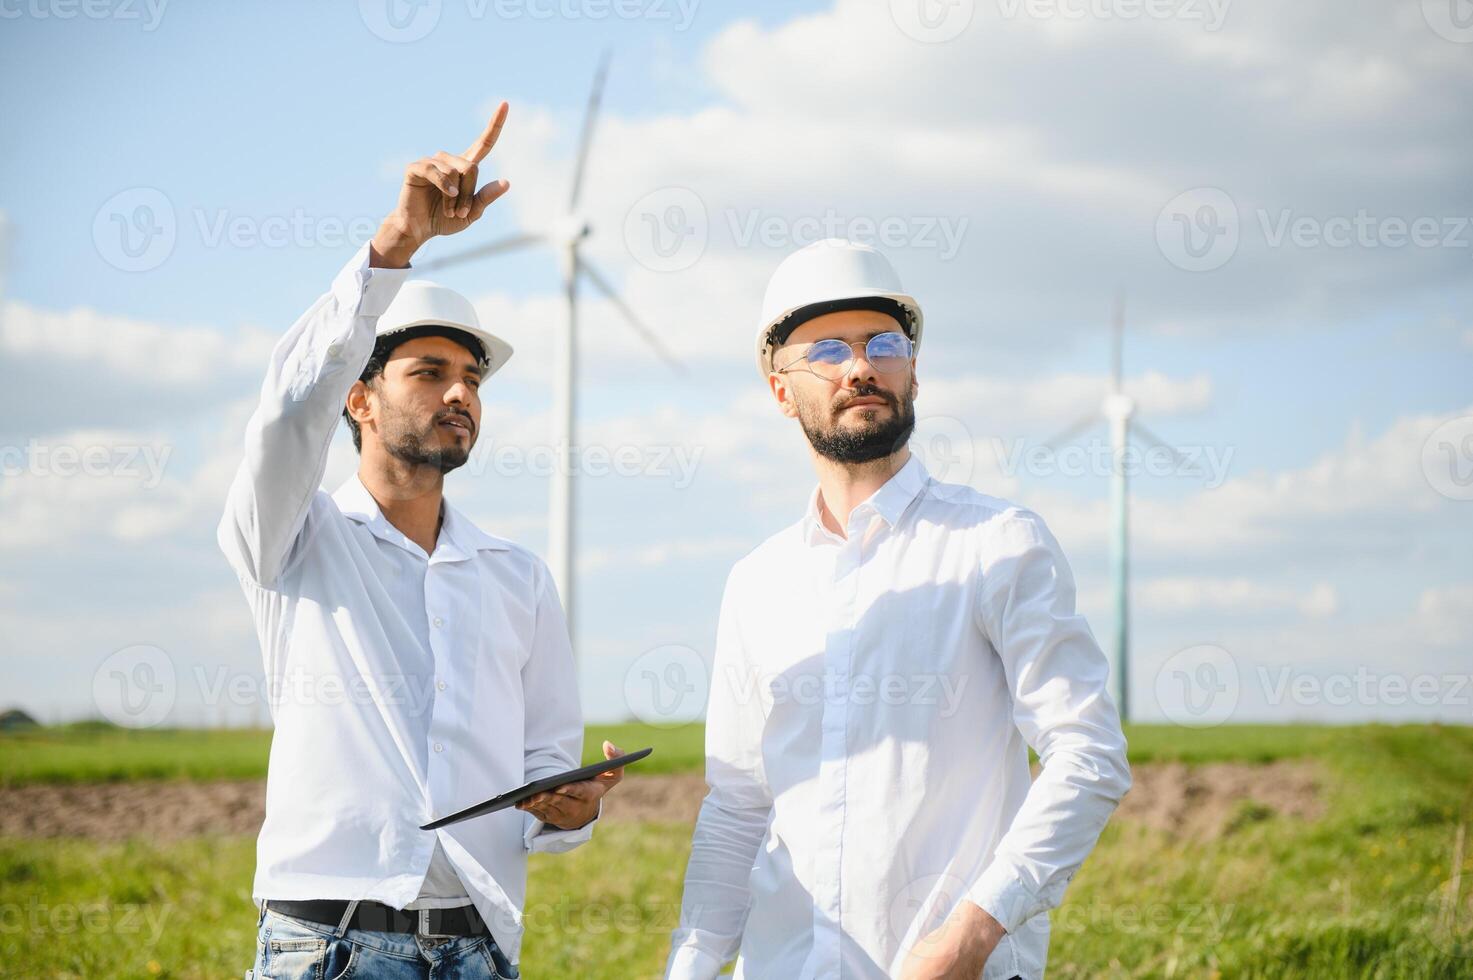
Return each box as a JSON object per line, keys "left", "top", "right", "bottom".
{"left": 435, "top": 409, "right": 475, "bottom": 432}
{"left": 834, "top": 384, "right": 898, "bottom": 414}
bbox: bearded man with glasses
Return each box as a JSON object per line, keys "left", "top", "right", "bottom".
{"left": 664, "top": 239, "right": 1132, "bottom": 980}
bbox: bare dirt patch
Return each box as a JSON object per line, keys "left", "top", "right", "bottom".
{"left": 1112, "top": 759, "right": 1326, "bottom": 840}
{"left": 0, "top": 762, "right": 1323, "bottom": 842}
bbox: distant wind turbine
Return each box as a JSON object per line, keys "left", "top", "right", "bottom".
{"left": 1045, "top": 294, "right": 1186, "bottom": 724}
{"left": 424, "top": 52, "right": 686, "bottom": 647}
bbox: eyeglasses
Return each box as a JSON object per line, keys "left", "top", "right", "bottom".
{"left": 774, "top": 331, "right": 914, "bottom": 381}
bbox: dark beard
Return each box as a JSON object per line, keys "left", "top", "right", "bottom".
{"left": 798, "top": 382, "right": 916, "bottom": 464}
{"left": 378, "top": 397, "right": 472, "bottom": 475}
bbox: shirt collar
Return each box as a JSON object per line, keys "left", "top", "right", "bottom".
{"left": 332, "top": 471, "right": 510, "bottom": 559}
{"left": 801, "top": 453, "right": 931, "bottom": 545}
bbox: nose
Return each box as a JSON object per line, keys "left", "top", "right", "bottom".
{"left": 844, "top": 340, "right": 878, "bottom": 383}
{"left": 445, "top": 381, "right": 474, "bottom": 406}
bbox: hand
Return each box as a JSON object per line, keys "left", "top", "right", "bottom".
{"left": 899, "top": 900, "right": 1005, "bottom": 980}
{"left": 370, "top": 101, "right": 512, "bottom": 268}
{"left": 514, "top": 740, "right": 628, "bottom": 831}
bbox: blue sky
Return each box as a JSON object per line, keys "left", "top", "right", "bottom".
{"left": 2, "top": 0, "right": 1470, "bottom": 729}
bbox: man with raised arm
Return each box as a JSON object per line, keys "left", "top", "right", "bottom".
{"left": 665, "top": 240, "right": 1132, "bottom": 980}
{"left": 220, "top": 102, "right": 625, "bottom": 980}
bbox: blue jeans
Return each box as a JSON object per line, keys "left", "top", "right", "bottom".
{"left": 246, "top": 904, "right": 520, "bottom": 979}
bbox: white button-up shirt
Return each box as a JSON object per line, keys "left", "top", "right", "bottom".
{"left": 665, "top": 454, "right": 1131, "bottom": 980}
{"left": 217, "top": 243, "right": 594, "bottom": 964}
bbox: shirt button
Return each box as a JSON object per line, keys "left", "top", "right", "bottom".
{"left": 432, "top": 617, "right": 444, "bottom": 628}
{"left": 437, "top": 680, "right": 447, "bottom": 691}
{"left": 434, "top": 742, "right": 444, "bottom": 753}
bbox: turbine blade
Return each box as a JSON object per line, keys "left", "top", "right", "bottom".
{"left": 568, "top": 49, "right": 611, "bottom": 212}
{"left": 419, "top": 233, "right": 544, "bottom": 271}
{"left": 578, "top": 257, "right": 688, "bottom": 375}
{"left": 1043, "top": 414, "right": 1100, "bottom": 451}
{"left": 1131, "top": 420, "right": 1186, "bottom": 464}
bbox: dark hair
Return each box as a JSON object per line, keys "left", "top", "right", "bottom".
{"left": 343, "top": 325, "right": 487, "bottom": 453}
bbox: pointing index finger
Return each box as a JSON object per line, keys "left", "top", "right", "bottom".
{"left": 464, "top": 101, "right": 509, "bottom": 164}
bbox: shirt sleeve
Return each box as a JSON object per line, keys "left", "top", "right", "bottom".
{"left": 216, "top": 243, "right": 410, "bottom": 586}
{"left": 665, "top": 566, "right": 773, "bottom": 980}
{"left": 965, "top": 509, "right": 1133, "bottom": 934}
{"left": 520, "top": 556, "right": 597, "bottom": 854}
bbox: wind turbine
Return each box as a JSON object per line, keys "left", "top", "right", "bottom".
{"left": 1045, "top": 294, "right": 1185, "bottom": 724}
{"left": 424, "top": 53, "right": 686, "bottom": 646}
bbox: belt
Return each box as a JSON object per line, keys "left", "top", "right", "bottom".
{"left": 264, "top": 899, "right": 491, "bottom": 939}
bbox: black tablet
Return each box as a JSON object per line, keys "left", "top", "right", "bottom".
{"left": 420, "top": 747, "right": 654, "bottom": 830}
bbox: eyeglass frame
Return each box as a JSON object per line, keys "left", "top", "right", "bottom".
{"left": 772, "top": 330, "right": 915, "bottom": 379}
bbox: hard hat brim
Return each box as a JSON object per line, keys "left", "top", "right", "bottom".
{"left": 378, "top": 319, "right": 516, "bottom": 380}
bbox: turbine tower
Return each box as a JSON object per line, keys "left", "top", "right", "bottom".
{"left": 1047, "top": 294, "right": 1183, "bottom": 723}
{"left": 425, "top": 52, "right": 685, "bottom": 647}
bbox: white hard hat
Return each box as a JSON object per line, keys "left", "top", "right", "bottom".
{"left": 755, "top": 239, "right": 923, "bottom": 379}
{"left": 376, "top": 280, "right": 515, "bottom": 379}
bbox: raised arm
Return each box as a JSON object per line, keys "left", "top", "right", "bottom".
{"left": 216, "top": 105, "right": 514, "bottom": 585}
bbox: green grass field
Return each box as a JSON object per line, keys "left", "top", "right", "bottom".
{"left": 2, "top": 723, "right": 1470, "bottom": 978}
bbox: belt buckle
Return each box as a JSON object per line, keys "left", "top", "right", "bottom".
{"left": 417, "top": 908, "right": 457, "bottom": 940}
